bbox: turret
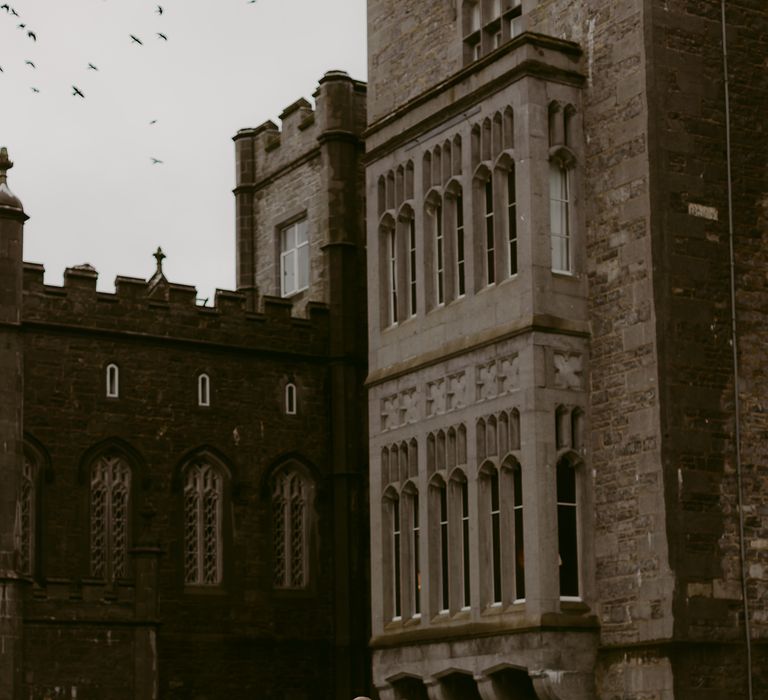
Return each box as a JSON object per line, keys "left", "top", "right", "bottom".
{"left": 0, "top": 146, "right": 28, "bottom": 700}
{"left": 0, "top": 147, "right": 27, "bottom": 322}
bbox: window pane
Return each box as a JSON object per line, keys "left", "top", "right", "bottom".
{"left": 557, "top": 463, "right": 576, "bottom": 504}
{"left": 393, "top": 499, "right": 401, "bottom": 617}
{"left": 282, "top": 250, "right": 296, "bottom": 295}
{"left": 295, "top": 219, "right": 308, "bottom": 245}
{"left": 439, "top": 485, "right": 449, "bottom": 611}
{"left": 412, "top": 493, "right": 420, "bottom": 615}
{"left": 297, "top": 242, "right": 309, "bottom": 290}
{"left": 461, "top": 481, "right": 470, "bottom": 607}
{"left": 282, "top": 224, "right": 296, "bottom": 251}
{"left": 558, "top": 504, "right": 579, "bottom": 596}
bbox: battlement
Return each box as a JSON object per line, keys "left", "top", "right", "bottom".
{"left": 233, "top": 70, "right": 366, "bottom": 186}
{"left": 21, "top": 262, "right": 330, "bottom": 355}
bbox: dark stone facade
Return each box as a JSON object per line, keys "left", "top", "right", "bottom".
{"left": 0, "top": 72, "right": 369, "bottom": 700}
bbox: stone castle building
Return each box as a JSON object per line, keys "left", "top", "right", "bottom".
{"left": 364, "top": 0, "right": 766, "bottom": 699}
{"left": 0, "top": 71, "right": 369, "bottom": 700}
{"left": 1, "top": 0, "right": 767, "bottom": 699}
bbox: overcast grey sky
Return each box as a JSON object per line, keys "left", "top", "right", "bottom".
{"left": 2, "top": 0, "right": 367, "bottom": 299}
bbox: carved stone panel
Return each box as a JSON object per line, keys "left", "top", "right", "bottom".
{"left": 553, "top": 352, "right": 583, "bottom": 390}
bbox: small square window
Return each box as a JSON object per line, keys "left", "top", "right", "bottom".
{"left": 280, "top": 219, "right": 309, "bottom": 297}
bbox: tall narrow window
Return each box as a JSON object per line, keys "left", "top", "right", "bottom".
{"left": 507, "top": 167, "right": 517, "bottom": 276}
{"left": 198, "top": 373, "right": 210, "bottom": 407}
{"left": 388, "top": 228, "right": 398, "bottom": 325}
{"left": 489, "top": 469, "right": 502, "bottom": 604}
{"left": 280, "top": 218, "right": 309, "bottom": 297}
{"left": 90, "top": 455, "right": 131, "bottom": 581}
{"left": 461, "top": 479, "right": 471, "bottom": 608}
{"left": 456, "top": 194, "right": 466, "bottom": 297}
{"left": 20, "top": 457, "right": 35, "bottom": 576}
{"left": 184, "top": 461, "right": 223, "bottom": 585}
{"left": 106, "top": 363, "right": 119, "bottom": 398}
{"left": 409, "top": 218, "right": 417, "bottom": 316}
{"left": 513, "top": 465, "right": 525, "bottom": 600}
{"left": 392, "top": 496, "right": 402, "bottom": 618}
{"left": 285, "top": 382, "right": 297, "bottom": 415}
{"left": 435, "top": 202, "right": 445, "bottom": 305}
{"left": 550, "top": 162, "right": 571, "bottom": 273}
{"left": 439, "top": 482, "right": 449, "bottom": 612}
{"left": 557, "top": 459, "right": 579, "bottom": 597}
{"left": 273, "top": 469, "right": 310, "bottom": 588}
{"left": 412, "top": 492, "right": 420, "bottom": 616}
{"left": 485, "top": 180, "right": 495, "bottom": 284}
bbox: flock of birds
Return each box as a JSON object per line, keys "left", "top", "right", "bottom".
{"left": 2, "top": 0, "right": 259, "bottom": 165}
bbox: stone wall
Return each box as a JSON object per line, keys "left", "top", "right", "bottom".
{"left": 19, "top": 268, "right": 341, "bottom": 700}
{"left": 646, "top": 0, "right": 768, "bottom": 695}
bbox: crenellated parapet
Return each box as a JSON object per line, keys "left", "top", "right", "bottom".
{"left": 233, "top": 70, "right": 367, "bottom": 189}
{"left": 22, "top": 262, "right": 330, "bottom": 355}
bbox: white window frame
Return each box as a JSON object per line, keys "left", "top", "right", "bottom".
{"left": 484, "top": 179, "right": 496, "bottom": 286}
{"left": 285, "top": 382, "right": 297, "bottom": 415}
{"left": 388, "top": 228, "right": 398, "bottom": 326}
{"left": 408, "top": 218, "right": 417, "bottom": 317}
{"left": 411, "top": 489, "right": 421, "bottom": 618}
{"left": 507, "top": 166, "right": 518, "bottom": 277}
{"left": 198, "top": 373, "right": 210, "bottom": 407}
{"left": 106, "top": 363, "right": 119, "bottom": 398}
{"left": 280, "top": 218, "right": 309, "bottom": 297}
{"left": 433, "top": 201, "right": 445, "bottom": 306}
{"left": 556, "top": 457, "right": 581, "bottom": 600}
{"left": 455, "top": 192, "right": 466, "bottom": 298}
{"left": 550, "top": 160, "right": 572, "bottom": 274}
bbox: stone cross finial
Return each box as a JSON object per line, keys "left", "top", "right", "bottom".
{"left": 153, "top": 246, "right": 166, "bottom": 273}
{"left": 0, "top": 147, "right": 13, "bottom": 184}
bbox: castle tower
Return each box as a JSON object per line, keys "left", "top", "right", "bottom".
{"left": 233, "top": 71, "right": 370, "bottom": 699}
{"left": 0, "top": 147, "right": 28, "bottom": 700}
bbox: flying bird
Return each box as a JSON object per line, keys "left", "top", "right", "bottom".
{"left": 156, "top": 32, "right": 167, "bottom": 41}
{"left": 156, "top": 5, "right": 163, "bottom": 14}
{"left": 72, "top": 85, "right": 85, "bottom": 98}
{"left": 17, "top": 22, "right": 24, "bottom": 28}
{"left": 0, "top": 5, "right": 9, "bottom": 11}
{"left": 88, "top": 63, "right": 98, "bottom": 70}
{"left": 10, "top": 7, "right": 18, "bottom": 15}
{"left": 30, "top": 86, "right": 39, "bottom": 93}
{"left": 130, "top": 34, "right": 143, "bottom": 45}
{"left": 149, "top": 119, "right": 158, "bottom": 125}
{"left": 27, "top": 30, "right": 36, "bottom": 41}
{"left": 25, "top": 60, "right": 35, "bottom": 68}
{"left": 0, "top": 66, "right": 3, "bottom": 73}
{"left": 150, "top": 157, "right": 163, "bottom": 165}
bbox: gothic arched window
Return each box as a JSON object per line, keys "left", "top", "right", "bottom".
{"left": 90, "top": 455, "right": 131, "bottom": 581}
{"left": 198, "top": 373, "right": 210, "bottom": 407}
{"left": 106, "top": 363, "right": 119, "bottom": 398}
{"left": 272, "top": 467, "right": 312, "bottom": 589}
{"left": 184, "top": 460, "right": 224, "bottom": 585}
{"left": 20, "top": 456, "right": 36, "bottom": 576}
